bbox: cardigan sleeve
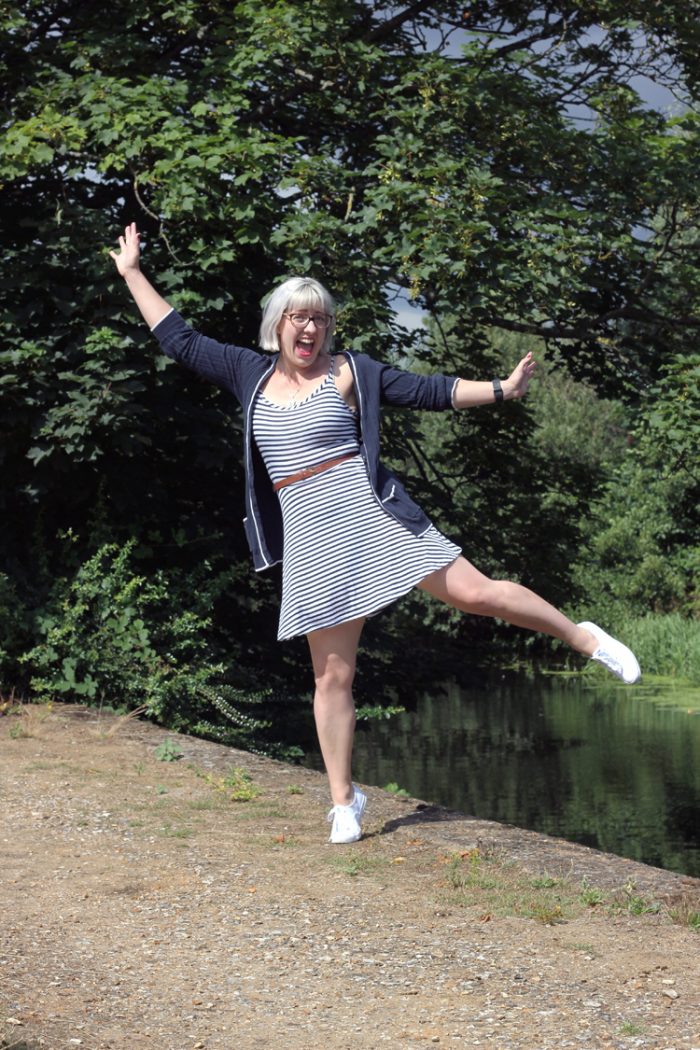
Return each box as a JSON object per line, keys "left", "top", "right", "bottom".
{"left": 374, "top": 358, "right": 459, "bottom": 411}
{"left": 152, "top": 309, "right": 265, "bottom": 401}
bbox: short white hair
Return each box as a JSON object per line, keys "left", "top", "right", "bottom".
{"left": 258, "top": 277, "right": 337, "bottom": 353}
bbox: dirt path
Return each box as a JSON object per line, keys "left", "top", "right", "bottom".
{"left": 2, "top": 704, "right": 699, "bottom": 1050}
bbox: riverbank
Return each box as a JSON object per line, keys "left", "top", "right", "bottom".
{"left": 3, "top": 704, "right": 699, "bottom": 1050}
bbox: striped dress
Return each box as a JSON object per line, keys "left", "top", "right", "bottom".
{"left": 252, "top": 363, "right": 461, "bottom": 640}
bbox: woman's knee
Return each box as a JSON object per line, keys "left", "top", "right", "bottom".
{"left": 314, "top": 653, "right": 356, "bottom": 698}
{"left": 458, "top": 577, "right": 513, "bottom": 615}
{"left": 421, "top": 558, "right": 508, "bottom": 614}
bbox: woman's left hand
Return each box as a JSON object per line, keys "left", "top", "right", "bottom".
{"left": 503, "top": 352, "right": 537, "bottom": 400}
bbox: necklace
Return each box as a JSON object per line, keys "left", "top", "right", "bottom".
{"left": 285, "top": 382, "right": 304, "bottom": 407}
{"left": 276, "top": 359, "right": 329, "bottom": 406}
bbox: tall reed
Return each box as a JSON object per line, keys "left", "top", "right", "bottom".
{"left": 612, "top": 613, "right": 700, "bottom": 683}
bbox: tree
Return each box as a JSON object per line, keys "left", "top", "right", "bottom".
{"left": 574, "top": 352, "right": 700, "bottom": 620}
{"left": 1, "top": 0, "right": 699, "bottom": 717}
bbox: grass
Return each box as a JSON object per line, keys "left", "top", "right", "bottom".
{"left": 0, "top": 687, "right": 19, "bottom": 715}
{"left": 268, "top": 832, "right": 301, "bottom": 848}
{"left": 668, "top": 890, "right": 700, "bottom": 931}
{"left": 442, "top": 849, "right": 698, "bottom": 929}
{"left": 4, "top": 701, "right": 54, "bottom": 739}
{"left": 91, "top": 704, "right": 147, "bottom": 739}
{"left": 609, "top": 613, "right": 700, "bottom": 685}
{"left": 330, "top": 848, "right": 385, "bottom": 877}
{"left": 618, "top": 1020, "right": 646, "bottom": 1037}
{"left": 613, "top": 886, "right": 661, "bottom": 917}
{"left": 568, "top": 942, "right": 597, "bottom": 954}
{"left": 158, "top": 822, "right": 194, "bottom": 839}
{"left": 444, "top": 850, "right": 573, "bottom": 923}
{"left": 193, "top": 765, "right": 260, "bottom": 801}
{"left": 238, "top": 802, "right": 287, "bottom": 819}
{"left": 154, "top": 737, "right": 184, "bottom": 762}
{"left": 579, "top": 880, "right": 606, "bottom": 907}
{"left": 188, "top": 798, "right": 227, "bottom": 812}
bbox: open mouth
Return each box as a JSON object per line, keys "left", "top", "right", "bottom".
{"left": 295, "top": 337, "right": 315, "bottom": 358}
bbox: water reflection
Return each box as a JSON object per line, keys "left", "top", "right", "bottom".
{"left": 349, "top": 675, "right": 700, "bottom": 878}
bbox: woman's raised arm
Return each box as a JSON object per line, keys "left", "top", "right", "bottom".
{"left": 109, "top": 222, "right": 173, "bottom": 331}
{"left": 452, "top": 351, "right": 537, "bottom": 409}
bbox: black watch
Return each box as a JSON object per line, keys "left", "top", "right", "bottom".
{"left": 492, "top": 378, "right": 504, "bottom": 403}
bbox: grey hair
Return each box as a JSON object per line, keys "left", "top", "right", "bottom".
{"left": 258, "top": 276, "right": 337, "bottom": 353}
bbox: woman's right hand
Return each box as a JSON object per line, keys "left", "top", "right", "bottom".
{"left": 109, "top": 221, "right": 141, "bottom": 276}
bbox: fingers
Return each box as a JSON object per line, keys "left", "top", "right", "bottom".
{"left": 511, "top": 355, "right": 536, "bottom": 379}
{"left": 518, "top": 352, "right": 536, "bottom": 378}
{"left": 109, "top": 223, "right": 141, "bottom": 270}
{"left": 117, "top": 222, "right": 140, "bottom": 246}
{"left": 506, "top": 352, "right": 537, "bottom": 400}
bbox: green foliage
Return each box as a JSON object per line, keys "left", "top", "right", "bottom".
{"left": 579, "top": 881, "right": 606, "bottom": 908}
{"left": 356, "top": 704, "right": 406, "bottom": 721}
{"left": 618, "top": 1021, "right": 646, "bottom": 1037}
{"left": 22, "top": 541, "right": 293, "bottom": 752}
{"left": 154, "top": 738, "right": 184, "bottom": 762}
{"left": 1, "top": 0, "right": 699, "bottom": 740}
{"left": 25, "top": 540, "right": 207, "bottom": 711}
{"left": 195, "top": 766, "right": 260, "bottom": 802}
{"left": 444, "top": 850, "right": 676, "bottom": 924}
{"left": 593, "top": 613, "right": 700, "bottom": 684}
{"left": 574, "top": 355, "right": 700, "bottom": 622}
{"left": 612, "top": 883, "right": 661, "bottom": 917}
{"left": 0, "top": 573, "right": 31, "bottom": 685}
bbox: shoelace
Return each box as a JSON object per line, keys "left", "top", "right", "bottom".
{"left": 595, "top": 646, "right": 623, "bottom": 675}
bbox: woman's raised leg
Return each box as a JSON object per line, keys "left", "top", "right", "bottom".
{"left": 307, "top": 616, "right": 365, "bottom": 806}
{"left": 418, "top": 556, "right": 598, "bottom": 654}
{"left": 418, "top": 555, "right": 640, "bottom": 682}
{"left": 418, "top": 555, "right": 641, "bottom": 682}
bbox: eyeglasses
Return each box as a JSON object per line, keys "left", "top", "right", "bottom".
{"left": 283, "top": 311, "right": 334, "bottom": 330}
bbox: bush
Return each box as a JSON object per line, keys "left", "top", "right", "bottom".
{"left": 22, "top": 540, "right": 280, "bottom": 750}
{"left": 0, "top": 572, "right": 32, "bottom": 689}
{"left": 573, "top": 354, "right": 700, "bottom": 622}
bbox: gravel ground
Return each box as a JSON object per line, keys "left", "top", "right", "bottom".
{"left": 2, "top": 704, "right": 699, "bottom": 1050}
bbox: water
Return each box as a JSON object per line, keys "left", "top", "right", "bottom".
{"left": 337, "top": 674, "right": 700, "bottom": 878}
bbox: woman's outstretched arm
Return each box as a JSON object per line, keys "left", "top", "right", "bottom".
{"left": 452, "top": 351, "right": 536, "bottom": 408}
{"left": 109, "top": 222, "right": 172, "bottom": 330}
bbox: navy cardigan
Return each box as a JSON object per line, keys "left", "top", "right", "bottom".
{"left": 152, "top": 309, "right": 459, "bottom": 571}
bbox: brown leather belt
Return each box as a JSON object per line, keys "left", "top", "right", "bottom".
{"left": 273, "top": 453, "right": 357, "bottom": 492}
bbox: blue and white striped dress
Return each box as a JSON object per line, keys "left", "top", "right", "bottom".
{"left": 252, "top": 363, "right": 461, "bottom": 640}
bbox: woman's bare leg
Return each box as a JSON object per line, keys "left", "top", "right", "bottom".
{"left": 418, "top": 556, "right": 597, "bottom": 655}
{"left": 307, "top": 617, "right": 365, "bottom": 806}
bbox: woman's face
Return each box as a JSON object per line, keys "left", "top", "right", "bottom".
{"left": 276, "top": 302, "right": 330, "bottom": 370}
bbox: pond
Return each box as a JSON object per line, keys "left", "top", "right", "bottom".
{"left": 310, "top": 674, "right": 700, "bottom": 878}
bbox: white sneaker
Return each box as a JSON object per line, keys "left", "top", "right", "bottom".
{"left": 578, "top": 621, "right": 641, "bottom": 684}
{"left": 327, "top": 786, "right": 367, "bottom": 844}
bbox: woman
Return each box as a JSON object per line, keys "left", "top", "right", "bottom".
{"left": 110, "top": 222, "right": 640, "bottom": 845}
